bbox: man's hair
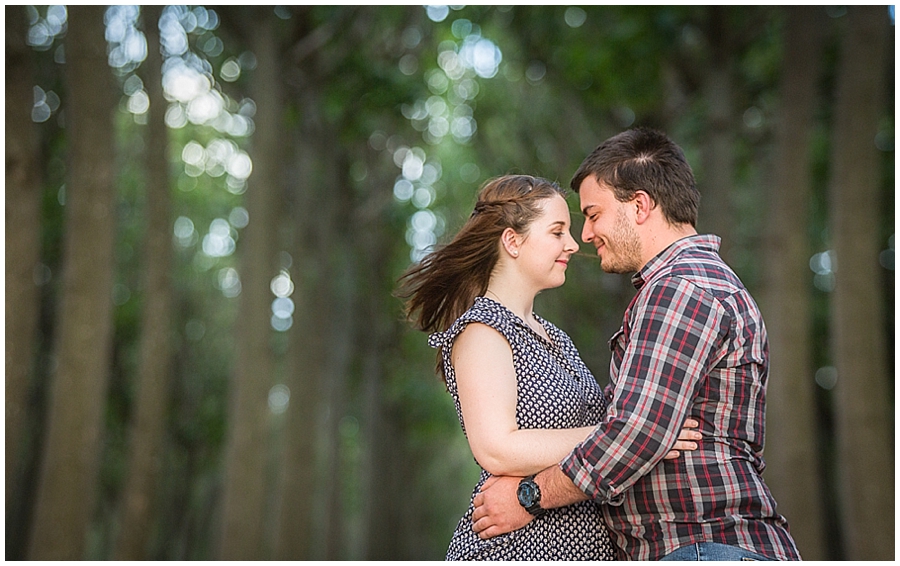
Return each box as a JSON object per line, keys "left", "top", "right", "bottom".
{"left": 570, "top": 127, "right": 699, "bottom": 227}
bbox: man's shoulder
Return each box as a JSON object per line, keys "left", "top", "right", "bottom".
{"left": 654, "top": 250, "right": 744, "bottom": 295}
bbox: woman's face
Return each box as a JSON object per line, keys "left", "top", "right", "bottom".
{"left": 516, "top": 194, "right": 579, "bottom": 290}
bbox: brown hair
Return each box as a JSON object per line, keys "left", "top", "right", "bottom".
{"left": 570, "top": 127, "right": 700, "bottom": 227}
{"left": 396, "top": 175, "right": 566, "bottom": 378}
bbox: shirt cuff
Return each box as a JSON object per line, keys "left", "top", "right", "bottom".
{"left": 560, "top": 451, "right": 625, "bottom": 506}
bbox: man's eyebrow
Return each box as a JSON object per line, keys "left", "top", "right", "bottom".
{"left": 581, "top": 204, "right": 596, "bottom": 216}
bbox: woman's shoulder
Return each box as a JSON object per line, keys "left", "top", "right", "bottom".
{"left": 429, "top": 296, "right": 516, "bottom": 350}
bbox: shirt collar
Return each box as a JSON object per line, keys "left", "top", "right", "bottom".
{"left": 631, "top": 234, "right": 721, "bottom": 290}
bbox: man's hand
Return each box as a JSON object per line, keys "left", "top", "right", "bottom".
{"left": 472, "top": 475, "right": 532, "bottom": 539}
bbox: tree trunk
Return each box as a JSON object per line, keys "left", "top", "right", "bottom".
{"left": 697, "top": 6, "right": 735, "bottom": 260}
{"left": 274, "top": 254, "right": 321, "bottom": 560}
{"left": 5, "top": 4, "right": 43, "bottom": 508}
{"left": 355, "top": 178, "right": 406, "bottom": 559}
{"left": 322, "top": 249, "right": 356, "bottom": 560}
{"left": 27, "top": 5, "right": 118, "bottom": 560}
{"left": 828, "top": 6, "right": 893, "bottom": 561}
{"left": 113, "top": 6, "right": 173, "bottom": 559}
{"left": 758, "top": 7, "right": 827, "bottom": 560}
{"left": 275, "top": 125, "right": 325, "bottom": 561}
{"left": 276, "top": 74, "right": 355, "bottom": 560}
{"left": 217, "top": 9, "right": 283, "bottom": 560}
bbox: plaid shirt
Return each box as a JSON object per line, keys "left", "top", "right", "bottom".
{"left": 560, "top": 235, "right": 800, "bottom": 561}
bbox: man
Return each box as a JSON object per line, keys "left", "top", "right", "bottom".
{"left": 471, "top": 128, "right": 801, "bottom": 561}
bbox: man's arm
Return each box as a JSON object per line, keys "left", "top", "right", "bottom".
{"left": 471, "top": 465, "right": 586, "bottom": 539}
{"left": 471, "top": 420, "right": 701, "bottom": 539}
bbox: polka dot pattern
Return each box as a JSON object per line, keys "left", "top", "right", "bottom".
{"left": 429, "top": 296, "right": 616, "bottom": 560}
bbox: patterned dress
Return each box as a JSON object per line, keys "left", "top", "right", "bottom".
{"left": 429, "top": 296, "right": 616, "bottom": 561}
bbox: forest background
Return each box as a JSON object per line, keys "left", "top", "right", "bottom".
{"left": 5, "top": 4, "right": 895, "bottom": 561}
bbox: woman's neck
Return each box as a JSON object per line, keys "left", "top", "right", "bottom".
{"left": 484, "top": 283, "right": 537, "bottom": 327}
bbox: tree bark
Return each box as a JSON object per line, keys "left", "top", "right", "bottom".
{"left": 27, "top": 5, "right": 118, "bottom": 560}
{"left": 113, "top": 5, "right": 173, "bottom": 559}
{"left": 828, "top": 6, "right": 893, "bottom": 561}
{"left": 276, "top": 54, "right": 357, "bottom": 559}
{"left": 758, "top": 6, "right": 828, "bottom": 560}
{"left": 355, "top": 173, "right": 407, "bottom": 559}
{"left": 274, "top": 120, "right": 326, "bottom": 560}
{"left": 697, "top": 6, "right": 735, "bottom": 261}
{"left": 217, "top": 8, "right": 282, "bottom": 560}
{"left": 5, "top": 4, "right": 43, "bottom": 508}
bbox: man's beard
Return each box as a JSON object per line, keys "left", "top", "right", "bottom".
{"left": 600, "top": 207, "right": 642, "bottom": 274}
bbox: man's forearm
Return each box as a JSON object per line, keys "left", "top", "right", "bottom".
{"left": 535, "top": 464, "right": 590, "bottom": 509}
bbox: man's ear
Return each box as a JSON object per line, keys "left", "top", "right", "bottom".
{"left": 633, "top": 191, "right": 655, "bottom": 225}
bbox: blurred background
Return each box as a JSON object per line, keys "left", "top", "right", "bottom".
{"left": 5, "top": 4, "right": 894, "bottom": 561}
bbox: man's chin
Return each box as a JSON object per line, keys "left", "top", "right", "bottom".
{"left": 599, "top": 260, "right": 626, "bottom": 275}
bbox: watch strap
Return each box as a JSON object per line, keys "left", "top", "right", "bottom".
{"left": 518, "top": 474, "right": 546, "bottom": 517}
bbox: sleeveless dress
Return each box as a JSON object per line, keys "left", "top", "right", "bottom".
{"left": 428, "top": 296, "right": 616, "bottom": 561}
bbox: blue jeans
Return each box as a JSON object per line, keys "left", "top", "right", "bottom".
{"left": 660, "top": 542, "right": 773, "bottom": 561}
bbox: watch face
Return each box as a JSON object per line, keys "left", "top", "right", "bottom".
{"left": 517, "top": 481, "right": 538, "bottom": 507}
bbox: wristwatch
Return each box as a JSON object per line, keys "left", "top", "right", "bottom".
{"left": 517, "top": 475, "right": 546, "bottom": 517}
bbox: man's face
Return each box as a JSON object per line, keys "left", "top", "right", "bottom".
{"left": 579, "top": 175, "right": 642, "bottom": 274}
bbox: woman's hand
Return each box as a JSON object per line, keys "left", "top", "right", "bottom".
{"left": 664, "top": 417, "right": 702, "bottom": 460}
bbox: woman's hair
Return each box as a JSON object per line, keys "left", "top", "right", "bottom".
{"left": 396, "top": 174, "right": 566, "bottom": 377}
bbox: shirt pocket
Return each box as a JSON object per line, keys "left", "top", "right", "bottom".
{"left": 606, "top": 327, "right": 627, "bottom": 384}
{"left": 607, "top": 326, "right": 625, "bottom": 351}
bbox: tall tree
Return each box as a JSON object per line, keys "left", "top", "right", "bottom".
{"left": 113, "top": 6, "right": 173, "bottom": 559}
{"left": 27, "top": 6, "right": 118, "bottom": 559}
{"left": 275, "top": 8, "right": 362, "bottom": 558}
{"left": 273, "top": 10, "right": 326, "bottom": 557}
{"left": 5, "top": 5, "right": 43, "bottom": 508}
{"left": 275, "top": 144, "right": 321, "bottom": 558}
{"left": 828, "top": 6, "right": 893, "bottom": 560}
{"left": 217, "top": 7, "right": 284, "bottom": 560}
{"left": 697, "top": 6, "right": 736, "bottom": 260}
{"left": 355, "top": 164, "right": 414, "bottom": 559}
{"left": 758, "top": 6, "right": 828, "bottom": 560}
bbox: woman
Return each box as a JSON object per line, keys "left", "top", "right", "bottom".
{"left": 397, "top": 175, "right": 698, "bottom": 560}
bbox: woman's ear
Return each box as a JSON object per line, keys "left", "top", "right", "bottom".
{"left": 500, "top": 227, "right": 520, "bottom": 258}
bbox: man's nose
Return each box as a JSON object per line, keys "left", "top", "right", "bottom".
{"left": 581, "top": 221, "right": 593, "bottom": 243}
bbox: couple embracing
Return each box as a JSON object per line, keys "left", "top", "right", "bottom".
{"left": 398, "top": 128, "right": 801, "bottom": 561}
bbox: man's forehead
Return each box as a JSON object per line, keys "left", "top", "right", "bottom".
{"left": 579, "top": 177, "right": 613, "bottom": 214}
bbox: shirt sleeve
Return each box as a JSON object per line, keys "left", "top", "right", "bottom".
{"left": 560, "top": 275, "right": 731, "bottom": 503}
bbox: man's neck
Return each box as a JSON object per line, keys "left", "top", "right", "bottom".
{"left": 639, "top": 224, "right": 698, "bottom": 270}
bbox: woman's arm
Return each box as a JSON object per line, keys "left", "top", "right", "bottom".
{"left": 453, "top": 323, "right": 701, "bottom": 478}
{"left": 453, "top": 322, "right": 606, "bottom": 477}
